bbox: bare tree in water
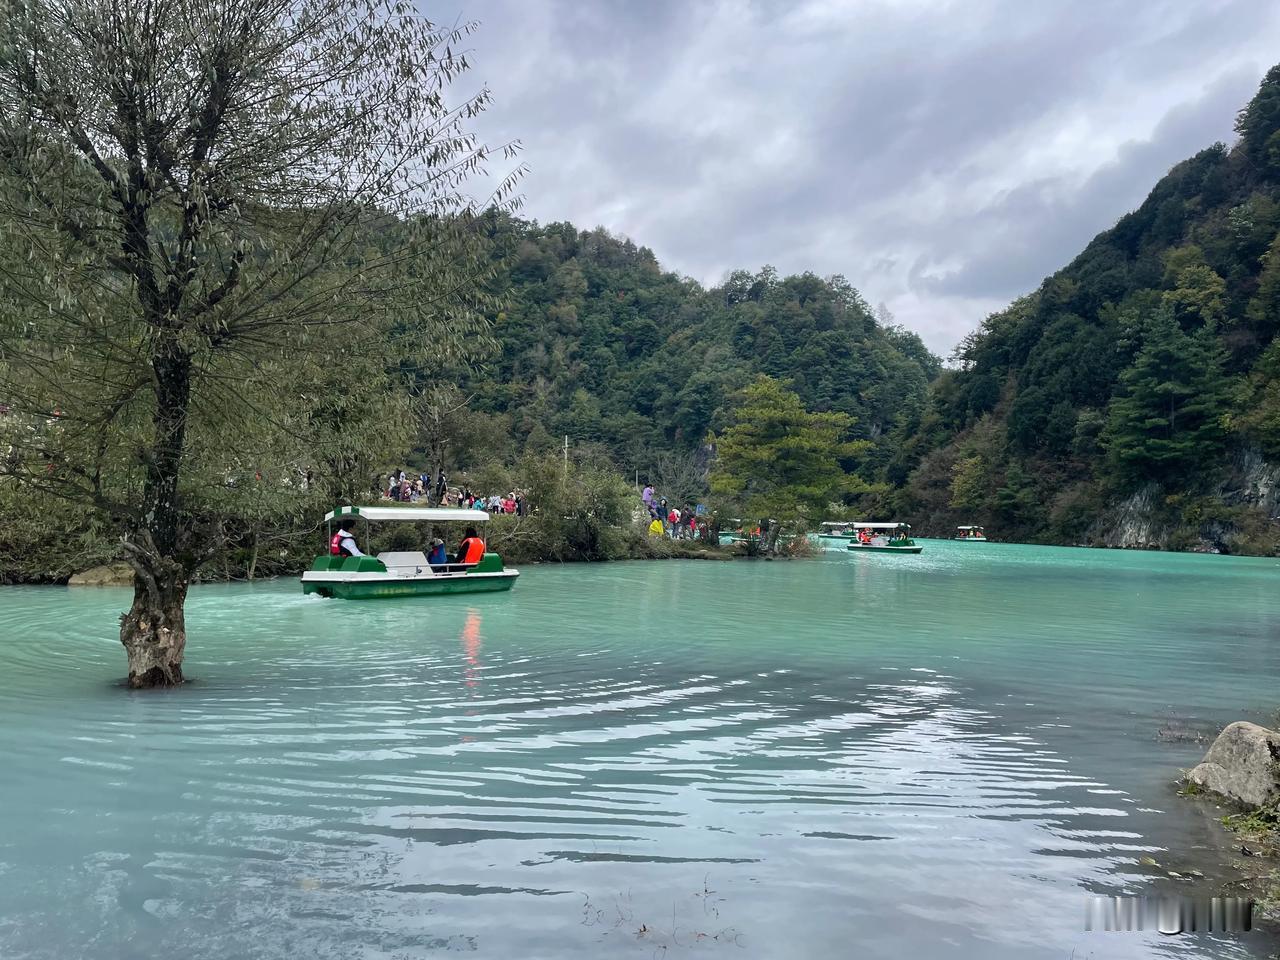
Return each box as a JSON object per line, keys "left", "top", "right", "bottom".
{"left": 0, "top": 0, "right": 519, "bottom": 686}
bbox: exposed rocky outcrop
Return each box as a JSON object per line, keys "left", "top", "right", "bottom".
{"left": 1224, "top": 449, "right": 1280, "bottom": 518}
{"left": 1096, "top": 486, "right": 1170, "bottom": 550}
{"left": 1187, "top": 721, "right": 1280, "bottom": 808}
{"left": 1090, "top": 451, "right": 1280, "bottom": 554}
{"left": 68, "top": 563, "right": 134, "bottom": 586}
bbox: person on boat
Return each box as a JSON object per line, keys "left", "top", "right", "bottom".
{"left": 329, "top": 518, "right": 365, "bottom": 558}
{"left": 428, "top": 538, "right": 448, "bottom": 568}
{"left": 457, "top": 527, "right": 485, "bottom": 565}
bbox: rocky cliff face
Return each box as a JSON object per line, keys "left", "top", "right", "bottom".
{"left": 1092, "top": 451, "right": 1280, "bottom": 554}
{"left": 1226, "top": 450, "right": 1280, "bottom": 519}
{"left": 1095, "top": 487, "right": 1171, "bottom": 550}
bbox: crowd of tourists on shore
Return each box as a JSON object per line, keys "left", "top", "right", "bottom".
{"left": 381, "top": 468, "right": 526, "bottom": 516}
{"left": 640, "top": 482, "right": 709, "bottom": 540}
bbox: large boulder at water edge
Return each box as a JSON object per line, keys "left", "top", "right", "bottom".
{"left": 68, "top": 563, "right": 134, "bottom": 586}
{"left": 1187, "top": 721, "right": 1280, "bottom": 808}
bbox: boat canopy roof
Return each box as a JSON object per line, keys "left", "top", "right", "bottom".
{"left": 851, "top": 521, "right": 910, "bottom": 530}
{"left": 957, "top": 525, "right": 985, "bottom": 530}
{"left": 819, "top": 521, "right": 854, "bottom": 528}
{"left": 325, "top": 506, "right": 490, "bottom": 523}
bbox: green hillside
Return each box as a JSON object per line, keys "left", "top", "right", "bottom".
{"left": 450, "top": 218, "right": 939, "bottom": 486}
{"left": 885, "top": 65, "right": 1280, "bottom": 554}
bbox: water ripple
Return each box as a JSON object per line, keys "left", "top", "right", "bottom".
{"left": 1, "top": 549, "right": 1277, "bottom": 959}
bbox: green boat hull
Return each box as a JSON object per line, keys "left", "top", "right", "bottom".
{"left": 301, "top": 551, "right": 517, "bottom": 599}
{"left": 304, "top": 574, "right": 516, "bottom": 600}
{"left": 846, "top": 543, "right": 923, "bottom": 554}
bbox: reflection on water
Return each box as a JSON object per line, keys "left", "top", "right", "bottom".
{"left": 0, "top": 542, "right": 1277, "bottom": 959}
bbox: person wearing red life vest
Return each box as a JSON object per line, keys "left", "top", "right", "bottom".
{"left": 456, "top": 526, "right": 486, "bottom": 565}
{"left": 329, "top": 518, "right": 364, "bottom": 557}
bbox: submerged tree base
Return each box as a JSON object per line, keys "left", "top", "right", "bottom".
{"left": 119, "top": 568, "right": 189, "bottom": 689}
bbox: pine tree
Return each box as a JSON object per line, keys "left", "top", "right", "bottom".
{"left": 709, "top": 376, "right": 870, "bottom": 546}
{"left": 1235, "top": 63, "right": 1280, "bottom": 175}
{"left": 1103, "top": 305, "right": 1234, "bottom": 488}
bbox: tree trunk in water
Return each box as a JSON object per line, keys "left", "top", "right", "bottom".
{"left": 247, "top": 527, "right": 259, "bottom": 581}
{"left": 120, "top": 562, "right": 189, "bottom": 688}
{"left": 121, "top": 343, "right": 194, "bottom": 688}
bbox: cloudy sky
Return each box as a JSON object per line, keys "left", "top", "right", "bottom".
{"left": 445, "top": 0, "right": 1280, "bottom": 354}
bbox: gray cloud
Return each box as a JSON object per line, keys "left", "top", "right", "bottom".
{"left": 447, "top": 0, "right": 1280, "bottom": 353}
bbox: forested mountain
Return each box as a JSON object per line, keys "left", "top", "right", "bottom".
{"left": 886, "top": 64, "right": 1280, "bottom": 553}
{"left": 442, "top": 217, "right": 939, "bottom": 489}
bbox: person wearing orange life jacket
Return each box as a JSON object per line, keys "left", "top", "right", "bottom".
{"left": 456, "top": 526, "right": 486, "bottom": 565}
{"left": 329, "top": 518, "right": 365, "bottom": 557}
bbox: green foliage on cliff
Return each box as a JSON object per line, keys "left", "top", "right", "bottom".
{"left": 893, "top": 64, "right": 1280, "bottom": 552}
{"left": 1103, "top": 304, "right": 1235, "bottom": 487}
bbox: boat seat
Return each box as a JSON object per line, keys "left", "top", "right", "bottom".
{"left": 429, "top": 562, "right": 479, "bottom": 575}
{"left": 313, "top": 555, "right": 386, "bottom": 572}
{"left": 340, "top": 556, "right": 387, "bottom": 573}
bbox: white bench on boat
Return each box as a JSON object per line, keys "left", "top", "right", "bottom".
{"left": 377, "top": 551, "right": 430, "bottom": 575}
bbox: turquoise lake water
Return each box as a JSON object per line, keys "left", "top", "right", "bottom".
{"left": 1, "top": 541, "right": 1278, "bottom": 959}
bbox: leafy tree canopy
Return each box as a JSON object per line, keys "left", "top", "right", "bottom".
{"left": 709, "top": 375, "right": 871, "bottom": 529}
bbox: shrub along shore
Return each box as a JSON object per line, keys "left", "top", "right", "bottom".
{"left": 0, "top": 457, "right": 734, "bottom": 586}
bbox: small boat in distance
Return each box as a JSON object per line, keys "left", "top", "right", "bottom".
{"left": 301, "top": 506, "right": 519, "bottom": 599}
{"left": 817, "top": 521, "right": 857, "bottom": 544}
{"left": 954, "top": 525, "right": 988, "bottom": 541}
{"left": 846, "top": 522, "right": 924, "bottom": 554}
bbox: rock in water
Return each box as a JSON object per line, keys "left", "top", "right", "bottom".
{"left": 67, "top": 563, "right": 134, "bottom": 587}
{"left": 1187, "top": 721, "right": 1280, "bottom": 808}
